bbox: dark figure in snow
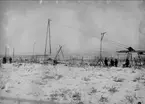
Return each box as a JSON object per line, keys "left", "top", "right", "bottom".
{"left": 2, "top": 57, "right": 7, "bottom": 64}
{"left": 143, "top": 58, "right": 145, "bottom": 65}
{"left": 110, "top": 58, "right": 114, "bottom": 67}
{"left": 9, "top": 57, "right": 12, "bottom": 64}
{"left": 134, "top": 58, "right": 137, "bottom": 66}
{"left": 125, "top": 58, "right": 130, "bottom": 67}
{"left": 114, "top": 59, "right": 118, "bottom": 67}
{"left": 53, "top": 59, "right": 58, "bottom": 66}
{"left": 104, "top": 57, "right": 108, "bottom": 67}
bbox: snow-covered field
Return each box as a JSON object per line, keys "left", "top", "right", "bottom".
{"left": 0, "top": 63, "right": 145, "bottom": 104}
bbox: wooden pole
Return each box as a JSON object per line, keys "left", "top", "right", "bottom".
{"left": 5, "top": 46, "right": 7, "bottom": 57}
{"left": 13, "top": 48, "right": 15, "bottom": 62}
{"left": 33, "top": 42, "right": 36, "bottom": 58}
{"left": 100, "top": 36, "right": 102, "bottom": 66}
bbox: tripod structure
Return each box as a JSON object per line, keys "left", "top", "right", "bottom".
{"left": 96, "top": 32, "right": 106, "bottom": 67}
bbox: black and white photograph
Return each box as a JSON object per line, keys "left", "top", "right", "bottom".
{"left": 0, "top": 0, "right": 145, "bottom": 104}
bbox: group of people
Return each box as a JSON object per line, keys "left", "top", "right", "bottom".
{"left": 104, "top": 57, "right": 131, "bottom": 67}
{"left": 104, "top": 57, "right": 118, "bottom": 67}
{"left": 2, "top": 57, "right": 12, "bottom": 64}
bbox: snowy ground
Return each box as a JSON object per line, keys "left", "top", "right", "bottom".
{"left": 0, "top": 63, "right": 145, "bottom": 104}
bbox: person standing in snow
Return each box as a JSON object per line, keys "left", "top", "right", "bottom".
{"left": 53, "top": 59, "right": 58, "bottom": 66}
{"left": 114, "top": 59, "right": 118, "bottom": 67}
{"left": 125, "top": 58, "right": 130, "bottom": 67}
{"left": 134, "top": 58, "right": 137, "bottom": 66}
{"left": 110, "top": 58, "right": 114, "bottom": 67}
{"left": 9, "top": 57, "right": 12, "bottom": 64}
{"left": 2, "top": 57, "right": 6, "bottom": 64}
{"left": 104, "top": 57, "right": 108, "bottom": 67}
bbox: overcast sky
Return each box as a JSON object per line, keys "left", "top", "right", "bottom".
{"left": 0, "top": 0, "right": 145, "bottom": 56}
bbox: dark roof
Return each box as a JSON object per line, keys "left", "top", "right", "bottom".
{"left": 127, "top": 47, "right": 135, "bottom": 52}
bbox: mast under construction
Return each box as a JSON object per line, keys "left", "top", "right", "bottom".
{"left": 44, "top": 19, "right": 51, "bottom": 61}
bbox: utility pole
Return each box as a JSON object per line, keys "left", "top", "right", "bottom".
{"left": 32, "top": 41, "right": 36, "bottom": 63}
{"left": 5, "top": 46, "right": 7, "bottom": 57}
{"left": 13, "top": 48, "right": 15, "bottom": 61}
{"left": 44, "top": 19, "right": 51, "bottom": 61}
{"left": 33, "top": 41, "right": 36, "bottom": 58}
